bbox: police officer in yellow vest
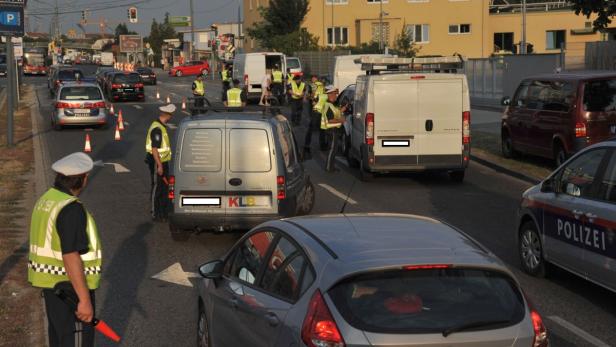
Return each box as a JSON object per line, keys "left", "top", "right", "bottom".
{"left": 321, "top": 86, "right": 347, "bottom": 172}
{"left": 289, "top": 74, "right": 306, "bottom": 125}
{"left": 192, "top": 74, "right": 205, "bottom": 109}
{"left": 302, "top": 75, "right": 327, "bottom": 159}
{"left": 271, "top": 64, "right": 284, "bottom": 105}
{"left": 224, "top": 79, "right": 247, "bottom": 107}
{"left": 28, "top": 152, "right": 102, "bottom": 346}
{"left": 146, "top": 104, "right": 175, "bottom": 221}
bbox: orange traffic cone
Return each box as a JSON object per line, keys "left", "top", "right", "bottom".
{"left": 156, "top": 90, "right": 160, "bottom": 99}
{"left": 118, "top": 110, "right": 124, "bottom": 131}
{"left": 109, "top": 104, "right": 115, "bottom": 115}
{"left": 84, "top": 134, "right": 92, "bottom": 153}
{"left": 114, "top": 125, "right": 121, "bottom": 141}
{"left": 181, "top": 98, "right": 186, "bottom": 110}
{"left": 166, "top": 95, "right": 171, "bottom": 103}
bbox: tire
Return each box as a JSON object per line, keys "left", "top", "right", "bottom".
{"left": 553, "top": 141, "right": 567, "bottom": 167}
{"left": 169, "top": 223, "right": 189, "bottom": 241}
{"left": 449, "top": 170, "right": 465, "bottom": 183}
{"left": 197, "top": 301, "right": 211, "bottom": 347}
{"left": 519, "top": 221, "right": 546, "bottom": 277}
{"left": 297, "top": 180, "right": 315, "bottom": 216}
{"left": 175, "top": 70, "right": 183, "bottom": 77}
{"left": 501, "top": 130, "right": 518, "bottom": 158}
{"left": 360, "top": 156, "right": 374, "bottom": 182}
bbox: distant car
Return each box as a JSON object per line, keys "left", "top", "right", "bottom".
{"left": 136, "top": 67, "right": 157, "bottom": 85}
{"left": 0, "top": 64, "right": 6, "bottom": 77}
{"left": 517, "top": 139, "right": 616, "bottom": 292}
{"left": 100, "top": 70, "right": 118, "bottom": 93}
{"left": 169, "top": 60, "right": 210, "bottom": 77}
{"left": 49, "top": 68, "right": 85, "bottom": 97}
{"left": 196, "top": 213, "right": 548, "bottom": 347}
{"left": 52, "top": 82, "right": 108, "bottom": 130}
{"left": 106, "top": 72, "right": 145, "bottom": 101}
{"left": 286, "top": 56, "right": 303, "bottom": 77}
{"left": 95, "top": 66, "right": 115, "bottom": 86}
{"left": 502, "top": 72, "right": 616, "bottom": 166}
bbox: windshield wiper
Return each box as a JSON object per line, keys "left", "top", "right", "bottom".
{"left": 442, "top": 320, "right": 510, "bottom": 337}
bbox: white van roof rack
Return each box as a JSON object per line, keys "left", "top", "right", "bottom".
{"left": 355, "top": 55, "right": 465, "bottom": 74}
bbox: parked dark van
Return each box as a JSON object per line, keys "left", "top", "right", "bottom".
{"left": 501, "top": 72, "right": 616, "bottom": 166}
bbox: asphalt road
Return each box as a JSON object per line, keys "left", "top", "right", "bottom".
{"left": 27, "top": 65, "right": 615, "bottom": 347}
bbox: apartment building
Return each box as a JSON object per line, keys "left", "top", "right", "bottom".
{"left": 243, "top": 0, "right": 616, "bottom": 58}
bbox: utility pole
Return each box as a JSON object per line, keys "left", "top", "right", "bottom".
{"left": 520, "top": 0, "right": 527, "bottom": 54}
{"left": 379, "top": 0, "right": 383, "bottom": 52}
{"left": 6, "top": 36, "right": 14, "bottom": 147}
{"left": 189, "top": 0, "right": 195, "bottom": 60}
{"left": 237, "top": 0, "right": 241, "bottom": 49}
{"left": 54, "top": 0, "right": 60, "bottom": 41}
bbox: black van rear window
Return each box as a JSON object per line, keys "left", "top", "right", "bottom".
{"left": 113, "top": 73, "right": 140, "bottom": 83}
{"left": 584, "top": 79, "right": 616, "bottom": 112}
{"left": 180, "top": 129, "right": 222, "bottom": 172}
{"left": 328, "top": 267, "right": 525, "bottom": 334}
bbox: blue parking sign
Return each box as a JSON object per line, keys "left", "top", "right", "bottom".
{"left": 0, "top": 11, "right": 20, "bottom": 25}
{"left": 0, "top": 5, "right": 23, "bottom": 35}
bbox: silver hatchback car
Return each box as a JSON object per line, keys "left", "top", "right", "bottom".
{"left": 52, "top": 82, "right": 108, "bottom": 130}
{"left": 197, "top": 214, "right": 548, "bottom": 347}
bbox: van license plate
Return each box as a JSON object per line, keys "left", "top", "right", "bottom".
{"left": 382, "top": 140, "right": 410, "bottom": 147}
{"left": 611, "top": 125, "right": 616, "bottom": 134}
{"left": 182, "top": 197, "right": 221, "bottom": 206}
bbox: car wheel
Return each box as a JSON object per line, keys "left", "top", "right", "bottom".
{"left": 519, "top": 221, "right": 546, "bottom": 277}
{"left": 360, "top": 155, "right": 374, "bottom": 182}
{"left": 501, "top": 131, "right": 518, "bottom": 158}
{"left": 297, "top": 180, "right": 315, "bottom": 216}
{"left": 553, "top": 141, "right": 567, "bottom": 167}
{"left": 175, "top": 70, "right": 183, "bottom": 77}
{"left": 449, "top": 170, "right": 465, "bottom": 183}
{"left": 169, "top": 223, "right": 189, "bottom": 241}
{"left": 197, "top": 301, "right": 211, "bottom": 347}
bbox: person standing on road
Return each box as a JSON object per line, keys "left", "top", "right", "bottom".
{"left": 28, "top": 152, "right": 102, "bottom": 347}
{"left": 289, "top": 75, "right": 306, "bottom": 126}
{"left": 260, "top": 69, "right": 272, "bottom": 106}
{"left": 303, "top": 76, "right": 327, "bottom": 159}
{"left": 145, "top": 104, "right": 176, "bottom": 222}
{"left": 221, "top": 64, "right": 231, "bottom": 95}
{"left": 271, "top": 64, "right": 284, "bottom": 105}
{"left": 223, "top": 79, "right": 247, "bottom": 107}
{"left": 192, "top": 74, "right": 205, "bottom": 109}
{"left": 322, "top": 86, "right": 347, "bottom": 172}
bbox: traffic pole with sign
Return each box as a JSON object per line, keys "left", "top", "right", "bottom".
{"left": 5, "top": 36, "right": 14, "bottom": 147}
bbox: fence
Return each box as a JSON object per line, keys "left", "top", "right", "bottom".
{"left": 585, "top": 41, "right": 616, "bottom": 70}
{"left": 293, "top": 50, "right": 351, "bottom": 80}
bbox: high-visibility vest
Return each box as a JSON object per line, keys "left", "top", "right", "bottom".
{"left": 222, "top": 69, "right": 230, "bottom": 82}
{"left": 314, "top": 93, "right": 327, "bottom": 113}
{"left": 145, "top": 121, "right": 172, "bottom": 162}
{"left": 291, "top": 81, "right": 306, "bottom": 100}
{"left": 193, "top": 80, "right": 205, "bottom": 96}
{"left": 227, "top": 88, "right": 243, "bottom": 107}
{"left": 313, "top": 81, "right": 324, "bottom": 98}
{"left": 28, "top": 188, "right": 102, "bottom": 290}
{"left": 272, "top": 70, "right": 283, "bottom": 83}
{"left": 321, "top": 102, "right": 343, "bottom": 130}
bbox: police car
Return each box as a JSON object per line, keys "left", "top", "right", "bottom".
{"left": 517, "top": 139, "right": 616, "bottom": 292}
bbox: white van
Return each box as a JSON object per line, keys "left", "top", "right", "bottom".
{"left": 286, "top": 56, "right": 302, "bottom": 77}
{"left": 233, "top": 52, "right": 286, "bottom": 98}
{"left": 332, "top": 54, "right": 392, "bottom": 91}
{"left": 346, "top": 56, "right": 471, "bottom": 182}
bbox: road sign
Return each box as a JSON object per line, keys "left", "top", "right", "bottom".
{"left": 119, "top": 34, "right": 143, "bottom": 53}
{"left": 169, "top": 16, "right": 190, "bottom": 27}
{"left": 0, "top": 5, "right": 23, "bottom": 35}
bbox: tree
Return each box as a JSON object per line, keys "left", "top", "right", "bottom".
{"left": 144, "top": 14, "right": 178, "bottom": 67}
{"left": 571, "top": 0, "right": 616, "bottom": 29}
{"left": 114, "top": 23, "right": 137, "bottom": 44}
{"left": 394, "top": 25, "right": 419, "bottom": 58}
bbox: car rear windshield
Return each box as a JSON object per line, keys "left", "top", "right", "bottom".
{"left": 180, "top": 128, "right": 222, "bottom": 172}
{"left": 287, "top": 59, "right": 300, "bottom": 69}
{"left": 60, "top": 86, "right": 102, "bottom": 100}
{"left": 229, "top": 129, "right": 272, "bottom": 172}
{"left": 138, "top": 68, "right": 152, "bottom": 74}
{"left": 328, "top": 267, "right": 525, "bottom": 334}
{"left": 113, "top": 73, "right": 140, "bottom": 83}
{"left": 58, "top": 70, "right": 82, "bottom": 80}
{"left": 584, "top": 79, "right": 616, "bottom": 112}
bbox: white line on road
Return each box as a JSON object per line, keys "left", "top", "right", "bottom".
{"left": 318, "top": 183, "right": 358, "bottom": 205}
{"left": 547, "top": 316, "right": 609, "bottom": 347}
{"left": 133, "top": 105, "right": 143, "bottom": 109}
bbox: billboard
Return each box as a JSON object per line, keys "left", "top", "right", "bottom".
{"left": 119, "top": 35, "right": 143, "bottom": 53}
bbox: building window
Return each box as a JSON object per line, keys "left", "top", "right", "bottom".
{"left": 494, "top": 32, "right": 514, "bottom": 52}
{"left": 546, "top": 30, "right": 566, "bottom": 50}
{"left": 327, "top": 27, "right": 348, "bottom": 45}
{"left": 448, "top": 24, "right": 471, "bottom": 34}
{"left": 371, "top": 22, "right": 390, "bottom": 43}
{"left": 405, "top": 24, "right": 429, "bottom": 43}
{"left": 326, "top": 0, "right": 348, "bottom": 4}
{"left": 367, "top": 0, "right": 388, "bottom": 3}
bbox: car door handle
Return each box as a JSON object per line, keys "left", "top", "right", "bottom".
{"left": 229, "top": 298, "right": 239, "bottom": 309}
{"left": 229, "top": 178, "right": 242, "bottom": 186}
{"left": 572, "top": 210, "right": 584, "bottom": 220}
{"left": 264, "top": 312, "right": 279, "bottom": 327}
{"left": 585, "top": 212, "right": 597, "bottom": 223}
{"left": 425, "top": 119, "right": 433, "bottom": 132}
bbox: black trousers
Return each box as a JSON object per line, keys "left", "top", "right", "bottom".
{"left": 304, "top": 110, "right": 322, "bottom": 150}
{"left": 43, "top": 289, "right": 95, "bottom": 347}
{"left": 290, "top": 98, "right": 303, "bottom": 125}
{"left": 271, "top": 83, "right": 283, "bottom": 104}
{"left": 326, "top": 128, "right": 341, "bottom": 172}
{"left": 148, "top": 160, "right": 170, "bottom": 219}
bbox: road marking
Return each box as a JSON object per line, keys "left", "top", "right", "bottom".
{"left": 133, "top": 105, "right": 143, "bottom": 109}
{"left": 317, "top": 183, "right": 357, "bottom": 205}
{"left": 151, "top": 263, "right": 199, "bottom": 287}
{"left": 93, "top": 160, "right": 131, "bottom": 173}
{"left": 547, "top": 316, "right": 609, "bottom": 347}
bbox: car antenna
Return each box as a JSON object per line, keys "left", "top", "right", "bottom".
{"left": 339, "top": 178, "right": 357, "bottom": 214}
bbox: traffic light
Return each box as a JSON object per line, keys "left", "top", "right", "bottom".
{"left": 128, "top": 7, "right": 138, "bottom": 23}
{"left": 81, "top": 11, "right": 86, "bottom": 20}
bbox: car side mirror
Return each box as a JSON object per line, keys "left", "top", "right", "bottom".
{"left": 540, "top": 178, "right": 554, "bottom": 193}
{"left": 198, "top": 260, "right": 224, "bottom": 279}
{"left": 501, "top": 97, "right": 511, "bottom": 106}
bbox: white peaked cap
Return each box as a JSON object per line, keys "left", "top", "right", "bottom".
{"left": 325, "top": 85, "right": 339, "bottom": 94}
{"left": 51, "top": 152, "right": 94, "bottom": 176}
{"left": 159, "top": 104, "right": 176, "bottom": 114}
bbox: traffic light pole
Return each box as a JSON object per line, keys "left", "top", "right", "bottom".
{"left": 189, "top": 0, "right": 195, "bottom": 60}
{"left": 6, "top": 36, "right": 14, "bottom": 147}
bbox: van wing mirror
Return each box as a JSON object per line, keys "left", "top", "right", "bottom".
{"left": 198, "top": 260, "right": 224, "bottom": 279}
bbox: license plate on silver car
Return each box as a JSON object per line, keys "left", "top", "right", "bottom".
{"left": 74, "top": 109, "right": 90, "bottom": 116}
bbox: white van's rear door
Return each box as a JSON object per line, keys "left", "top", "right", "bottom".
{"left": 246, "top": 54, "right": 266, "bottom": 93}
{"left": 373, "top": 80, "right": 420, "bottom": 164}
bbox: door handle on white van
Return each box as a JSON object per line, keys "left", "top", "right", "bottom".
{"left": 425, "top": 120, "right": 433, "bottom": 132}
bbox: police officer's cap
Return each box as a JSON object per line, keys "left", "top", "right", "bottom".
{"left": 325, "top": 86, "right": 339, "bottom": 94}
{"left": 159, "top": 104, "right": 176, "bottom": 114}
{"left": 52, "top": 152, "right": 93, "bottom": 176}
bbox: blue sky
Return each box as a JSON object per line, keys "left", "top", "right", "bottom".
{"left": 25, "top": 0, "right": 242, "bottom": 36}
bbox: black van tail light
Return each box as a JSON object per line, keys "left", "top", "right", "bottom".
{"left": 301, "top": 290, "right": 345, "bottom": 347}
{"left": 575, "top": 122, "right": 587, "bottom": 138}
{"left": 168, "top": 175, "right": 175, "bottom": 201}
{"left": 277, "top": 175, "right": 286, "bottom": 200}
{"left": 365, "top": 113, "right": 374, "bottom": 146}
{"left": 463, "top": 111, "right": 471, "bottom": 144}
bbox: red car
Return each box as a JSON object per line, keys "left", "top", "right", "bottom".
{"left": 169, "top": 61, "right": 210, "bottom": 77}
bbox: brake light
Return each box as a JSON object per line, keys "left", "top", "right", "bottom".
{"left": 463, "top": 111, "right": 471, "bottom": 144}
{"left": 301, "top": 290, "right": 345, "bottom": 347}
{"left": 411, "top": 75, "right": 425, "bottom": 80}
{"left": 135, "top": 83, "right": 144, "bottom": 88}
{"left": 168, "top": 175, "right": 175, "bottom": 201}
{"left": 404, "top": 264, "right": 451, "bottom": 270}
{"left": 277, "top": 175, "right": 286, "bottom": 200}
{"left": 365, "top": 113, "right": 374, "bottom": 146}
{"left": 531, "top": 311, "right": 548, "bottom": 347}
{"left": 90, "top": 102, "right": 106, "bottom": 109}
{"left": 55, "top": 102, "right": 81, "bottom": 109}
{"left": 112, "top": 84, "right": 122, "bottom": 89}
{"left": 575, "top": 122, "right": 587, "bottom": 138}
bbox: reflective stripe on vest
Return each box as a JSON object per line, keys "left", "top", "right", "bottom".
{"left": 320, "top": 102, "right": 342, "bottom": 130}
{"left": 145, "top": 121, "right": 172, "bottom": 162}
{"left": 312, "top": 82, "right": 324, "bottom": 98}
{"left": 28, "top": 188, "right": 102, "bottom": 289}
{"left": 314, "top": 93, "right": 327, "bottom": 112}
{"left": 272, "top": 70, "right": 283, "bottom": 83}
{"left": 194, "top": 80, "right": 204, "bottom": 95}
{"left": 222, "top": 70, "right": 230, "bottom": 82}
{"left": 291, "top": 82, "right": 305, "bottom": 99}
{"left": 227, "top": 88, "right": 242, "bottom": 107}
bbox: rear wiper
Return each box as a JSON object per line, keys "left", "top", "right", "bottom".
{"left": 442, "top": 320, "right": 510, "bottom": 337}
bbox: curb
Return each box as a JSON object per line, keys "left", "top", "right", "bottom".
{"left": 471, "top": 154, "right": 541, "bottom": 185}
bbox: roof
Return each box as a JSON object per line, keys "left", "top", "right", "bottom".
{"left": 526, "top": 71, "right": 616, "bottom": 81}
{"left": 58, "top": 81, "right": 99, "bottom": 87}
{"left": 181, "top": 110, "right": 283, "bottom": 125}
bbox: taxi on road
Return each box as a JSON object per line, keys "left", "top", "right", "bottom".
{"left": 518, "top": 139, "right": 616, "bottom": 292}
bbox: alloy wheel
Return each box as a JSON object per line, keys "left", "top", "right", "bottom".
{"left": 520, "top": 228, "right": 542, "bottom": 272}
